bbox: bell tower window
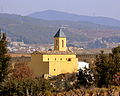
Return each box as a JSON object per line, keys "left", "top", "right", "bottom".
{"left": 62, "top": 40, "right": 64, "bottom": 48}
{"left": 56, "top": 40, "right": 58, "bottom": 48}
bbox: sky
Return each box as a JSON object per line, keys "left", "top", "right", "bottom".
{"left": 0, "top": 0, "right": 120, "bottom": 20}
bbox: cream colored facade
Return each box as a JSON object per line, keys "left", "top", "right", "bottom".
{"left": 30, "top": 29, "right": 78, "bottom": 76}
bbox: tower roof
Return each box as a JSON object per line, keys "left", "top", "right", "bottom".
{"left": 54, "top": 29, "right": 66, "bottom": 38}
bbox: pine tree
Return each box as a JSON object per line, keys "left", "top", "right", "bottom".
{"left": 112, "top": 46, "right": 120, "bottom": 73}
{"left": 95, "top": 47, "right": 120, "bottom": 87}
{"left": 95, "top": 50, "right": 110, "bottom": 87}
{"left": 0, "top": 31, "right": 10, "bottom": 82}
{"left": 109, "top": 46, "right": 120, "bottom": 85}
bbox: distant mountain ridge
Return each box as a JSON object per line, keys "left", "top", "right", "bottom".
{"left": 0, "top": 13, "right": 120, "bottom": 48}
{"left": 28, "top": 10, "right": 120, "bottom": 27}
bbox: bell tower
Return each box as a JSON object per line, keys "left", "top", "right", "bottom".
{"left": 54, "top": 29, "right": 67, "bottom": 51}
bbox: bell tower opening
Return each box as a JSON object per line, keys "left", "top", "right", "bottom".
{"left": 56, "top": 39, "right": 58, "bottom": 48}
{"left": 62, "top": 40, "right": 64, "bottom": 48}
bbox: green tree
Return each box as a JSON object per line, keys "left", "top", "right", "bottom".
{"left": 111, "top": 46, "right": 120, "bottom": 72}
{"left": 95, "top": 51, "right": 110, "bottom": 87}
{"left": 108, "top": 46, "right": 120, "bottom": 85}
{"left": 0, "top": 31, "right": 10, "bottom": 82}
{"left": 95, "top": 47, "right": 120, "bottom": 87}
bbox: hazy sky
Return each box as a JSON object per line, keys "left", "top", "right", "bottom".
{"left": 0, "top": 0, "right": 120, "bottom": 20}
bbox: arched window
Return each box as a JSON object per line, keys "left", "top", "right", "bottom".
{"left": 62, "top": 40, "right": 64, "bottom": 47}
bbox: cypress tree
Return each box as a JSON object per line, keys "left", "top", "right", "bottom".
{"left": 0, "top": 30, "right": 10, "bottom": 82}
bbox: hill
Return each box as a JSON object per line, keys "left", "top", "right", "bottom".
{"left": 0, "top": 13, "right": 120, "bottom": 48}
{"left": 28, "top": 10, "right": 120, "bottom": 27}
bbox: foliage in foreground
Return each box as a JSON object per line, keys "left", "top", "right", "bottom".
{"left": 52, "top": 86, "right": 120, "bottom": 96}
{"left": 0, "top": 78, "right": 120, "bottom": 96}
{"left": 76, "top": 68, "right": 95, "bottom": 88}
{"left": 0, "top": 78, "right": 54, "bottom": 96}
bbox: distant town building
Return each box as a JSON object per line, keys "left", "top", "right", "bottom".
{"left": 11, "top": 41, "right": 26, "bottom": 46}
{"left": 30, "top": 29, "right": 78, "bottom": 77}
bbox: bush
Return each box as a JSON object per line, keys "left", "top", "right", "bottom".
{"left": 76, "top": 68, "right": 95, "bottom": 88}
{"left": 50, "top": 73, "right": 77, "bottom": 92}
{"left": 0, "top": 78, "right": 54, "bottom": 96}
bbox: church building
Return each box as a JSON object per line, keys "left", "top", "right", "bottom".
{"left": 30, "top": 29, "right": 78, "bottom": 77}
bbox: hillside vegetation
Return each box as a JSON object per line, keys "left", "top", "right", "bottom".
{"left": 0, "top": 13, "right": 120, "bottom": 48}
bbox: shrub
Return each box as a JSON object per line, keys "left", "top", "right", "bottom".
{"left": 0, "top": 78, "right": 54, "bottom": 96}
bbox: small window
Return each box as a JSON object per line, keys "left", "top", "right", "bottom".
{"left": 48, "top": 58, "right": 49, "bottom": 60}
{"left": 55, "top": 58, "right": 56, "bottom": 60}
{"left": 60, "top": 58, "right": 62, "bottom": 60}
{"left": 66, "top": 58, "right": 67, "bottom": 60}
{"left": 54, "top": 69, "right": 56, "bottom": 71}
{"left": 68, "top": 58, "right": 71, "bottom": 61}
